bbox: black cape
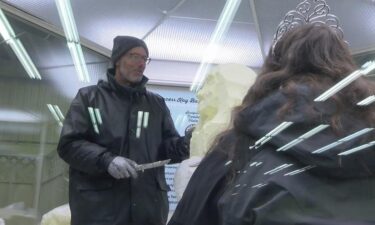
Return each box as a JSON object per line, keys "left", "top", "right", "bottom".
{"left": 219, "top": 85, "right": 375, "bottom": 225}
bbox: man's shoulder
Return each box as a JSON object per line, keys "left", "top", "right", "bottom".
{"left": 77, "top": 85, "right": 100, "bottom": 97}
{"left": 145, "top": 90, "right": 165, "bottom": 103}
{"left": 71, "top": 85, "right": 101, "bottom": 105}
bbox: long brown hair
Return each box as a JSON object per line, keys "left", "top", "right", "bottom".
{"left": 236, "top": 24, "right": 375, "bottom": 128}
{"left": 209, "top": 24, "right": 375, "bottom": 182}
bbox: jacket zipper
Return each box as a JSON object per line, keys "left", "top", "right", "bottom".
{"left": 118, "top": 94, "right": 133, "bottom": 156}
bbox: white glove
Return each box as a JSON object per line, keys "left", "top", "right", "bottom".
{"left": 107, "top": 156, "right": 138, "bottom": 179}
{"left": 174, "top": 156, "right": 202, "bottom": 201}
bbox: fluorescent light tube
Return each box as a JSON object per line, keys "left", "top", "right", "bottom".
{"left": 190, "top": 0, "right": 241, "bottom": 92}
{"left": 53, "top": 105, "right": 65, "bottom": 121}
{"left": 250, "top": 122, "right": 294, "bottom": 149}
{"left": 56, "top": 0, "right": 90, "bottom": 83}
{"left": 94, "top": 108, "right": 102, "bottom": 125}
{"left": 0, "top": 9, "right": 42, "bottom": 80}
{"left": 314, "top": 61, "right": 375, "bottom": 102}
{"left": 338, "top": 141, "right": 375, "bottom": 156}
{"left": 264, "top": 164, "right": 293, "bottom": 175}
{"left": 357, "top": 95, "right": 375, "bottom": 106}
{"left": 314, "top": 70, "right": 362, "bottom": 102}
{"left": 284, "top": 165, "right": 316, "bottom": 176}
{"left": 143, "top": 112, "right": 149, "bottom": 128}
{"left": 88, "top": 107, "right": 99, "bottom": 134}
{"left": 252, "top": 183, "right": 267, "bottom": 188}
{"left": 47, "top": 104, "right": 63, "bottom": 126}
{"left": 339, "top": 128, "right": 374, "bottom": 142}
{"left": 0, "top": 8, "right": 15, "bottom": 41}
{"left": 277, "top": 125, "right": 329, "bottom": 151}
{"left": 313, "top": 128, "right": 374, "bottom": 154}
{"left": 47, "top": 104, "right": 59, "bottom": 121}
{"left": 55, "top": 0, "right": 79, "bottom": 42}
{"left": 361, "top": 60, "right": 375, "bottom": 75}
{"left": 67, "top": 42, "right": 90, "bottom": 82}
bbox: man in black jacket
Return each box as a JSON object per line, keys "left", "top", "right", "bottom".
{"left": 57, "top": 36, "right": 190, "bottom": 225}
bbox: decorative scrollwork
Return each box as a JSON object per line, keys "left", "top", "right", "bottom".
{"left": 272, "top": 0, "right": 346, "bottom": 55}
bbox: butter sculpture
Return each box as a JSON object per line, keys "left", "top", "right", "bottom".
{"left": 174, "top": 64, "right": 257, "bottom": 201}
{"left": 191, "top": 64, "right": 257, "bottom": 156}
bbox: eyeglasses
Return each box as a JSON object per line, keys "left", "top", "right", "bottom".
{"left": 127, "top": 53, "right": 151, "bottom": 64}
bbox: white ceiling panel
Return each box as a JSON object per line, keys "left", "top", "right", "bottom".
{"left": 3, "top": 0, "right": 261, "bottom": 66}
{"left": 171, "top": 0, "right": 253, "bottom": 23}
{"left": 1, "top": 0, "right": 375, "bottom": 85}
{"left": 3, "top": 0, "right": 61, "bottom": 26}
{"left": 145, "top": 17, "right": 263, "bottom": 66}
{"left": 253, "top": 0, "right": 375, "bottom": 55}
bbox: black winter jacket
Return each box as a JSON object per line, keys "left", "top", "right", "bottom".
{"left": 57, "top": 69, "right": 189, "bottom": 225}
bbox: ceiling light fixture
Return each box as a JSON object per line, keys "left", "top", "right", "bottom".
{"left": 315, "top": 61, "right": 375, "bottom": 102}
{"left": 357, "top": 95, "right": 375, "bottom": 106}
{"left": 55, "top": 0, "right": 90, "bottom": 83}
{"left": 338, "top": 141, "right": 375, "bottom": 156}
{"left": 277, "top": 124, "right": 330, "bottom": 151}
{"left": 0, "top": 9, "right": 42, "bottom": 80}
{"left": 312, "top": 128, "right": 374, "bottom": 154}
{"left": 190, "top": 0, "right": 242, "bottom": 92}
{"left": 47, "top": 104, "right": 64, "bottom": 127}
{"left": 249, "top": 121, "right": 294, "bottom": 150}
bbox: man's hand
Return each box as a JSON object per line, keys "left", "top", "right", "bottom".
{"left": 107, "top": 157, "right": 138, "bottom": 179}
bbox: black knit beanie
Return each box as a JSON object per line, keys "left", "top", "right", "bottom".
{"left": 111, "top": 36, "right": 149, "bottom": 66}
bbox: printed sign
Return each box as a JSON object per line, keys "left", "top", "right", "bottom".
{"left": 148, "top": 85, "right": 199, "bottom": 211}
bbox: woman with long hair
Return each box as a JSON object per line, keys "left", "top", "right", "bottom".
{"left": 169, "top": 23, "right": 375, "bottom": 225}
{"left": 218, "top": 24, "right": 375, "bottom": 225}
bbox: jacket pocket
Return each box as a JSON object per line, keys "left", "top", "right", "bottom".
{"left": 155, "top": 178, "right": 170, "bottom": 225}
{"left": 77, "top": 177, "right": 114, "bottom": 191}
{"left": 70, "top": 173, "right": 115, "bottom": 223}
